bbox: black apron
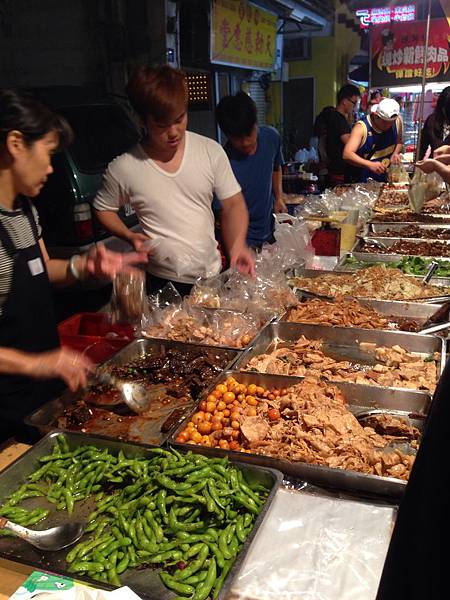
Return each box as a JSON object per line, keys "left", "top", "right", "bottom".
{"left": 0, "top": 199, "right": 61, "bottom": 442}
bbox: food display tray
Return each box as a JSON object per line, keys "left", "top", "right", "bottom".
{"left": 232, "top": 322, "right": 446, "bottom": 388}
{"left": 290, "top": 266, "right": 450, "bottom": 291}
{"left": 370, "top": 222, "right": 450, "bottom": 234}
{"left": 25, "top": 339, "right": 239, "bottom": 446}
{"left": 142, "top": 307, "right": 276, "bottom": 352}
{"left": 280, "top": 298, "right": 449, "bottom": 330}
{"left": 335, "top": 254, "right": 450, "bottom": 287}
{"left": 0, "top": 431, "right": 282, "bottom": 600}
{"left": 170, "top": 371, "right": 428, "bottom": 500}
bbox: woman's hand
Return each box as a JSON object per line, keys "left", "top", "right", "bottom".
{"left": 416, "top": 159, "right": 438, "bottom": 174}
{"left": 27, "top": 348, "right": 93, "bottom": 391}
{"left": 434, "top": 145, "right": 450, "bottom": 157}
{"left": 390, "top": 153, "right": 402, "bottom": 165}
{"left": 83, "top": 243, "right": 148, "bottom": 279}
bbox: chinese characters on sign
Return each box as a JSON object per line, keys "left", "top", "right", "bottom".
{"left": 211, "top": 0, "right": 277, "bottom": 70}
{"left": 371, "top": 19, "right": 450, "bottom": 86}
{"left": 356, "top": 5, "right": 416, "bottom": 29}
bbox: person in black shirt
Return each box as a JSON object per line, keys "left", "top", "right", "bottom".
{"left": 314, "top": 84, "right": 360, "bottom": 187}
{"left": 418, "top": 85, "right": 450, "bottom": 159}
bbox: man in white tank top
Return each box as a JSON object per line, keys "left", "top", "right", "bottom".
{"left": 94, "top": 65, "right": 254, "bottom": 295}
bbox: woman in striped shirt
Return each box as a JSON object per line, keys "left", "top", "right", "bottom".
{"left": 0, "top": 89, "right": 147, "bottom": 442}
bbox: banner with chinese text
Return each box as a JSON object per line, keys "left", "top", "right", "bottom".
{"left": 371, "top": 19, "right": 450, "bottom": 86}
{"left": 211, "top": 0, "right": 277, "bottom": 70}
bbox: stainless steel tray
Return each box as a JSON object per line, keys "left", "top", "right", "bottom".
{"left": 142, "top": 307, "right": 276, "bottom": 352}
{"left": 233, "top": 322, "right": 446, "bottom": 390}
{"left": 170, "top": 371, "right": 428, "bottom": 500}
{"left": 370, "top": 222, "right": 450, "bottom": 234}
{"left": 25, "top": 338, "right": 239, "bottom": 446}
{"left": 0, "top": 431, "right": 282, "bottom": 599}
{"left": 281, "top": 298, "right": 449, "bottom": 330}
{"left": 290, "top": 266, "right": 450, "bottom": 291}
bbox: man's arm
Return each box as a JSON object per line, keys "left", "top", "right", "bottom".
{"left": 220, "top": 192, "right": 255, "bottom": 275}
{"left": 95, "top": 209, "right": 149, "bottom": 251}
{"left": 272, "top": 166, "right": 287, "bottom": 213}
{"left": 343, "top": 123, "right": 386, "bottom": 175}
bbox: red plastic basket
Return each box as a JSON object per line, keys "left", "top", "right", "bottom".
{"left": 58, "top": 312, "right": 133, "bottom": 363}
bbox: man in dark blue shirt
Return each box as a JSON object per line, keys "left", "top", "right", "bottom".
{"left": 215, "top": 92, "right": 286, "bottom": 249}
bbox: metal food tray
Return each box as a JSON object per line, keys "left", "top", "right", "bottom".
{"left": 232, "top": 322, "right": 446, "bottom": 390}
{"left": 353, "top": 238, "right": 450, "bottom": 263}
{"left": 142, "top": 307, "right": 276, "bottom": 352}
{"left": 25, "top": 338, "right": 239, "bottom": 446}
{"left": 290, "top": 266, "right": 450, "bottom": 291}
{"left": 281, "top": 298, "right": 449, "bottom": 330}
{"left": 170, "top": 371, "right": 429, "bottom": 500}
{"left": 335, "top": 253, "right": 450, "bottom": 286}
{"left": 0, "top": 431, "right": 282, "bottom": 599}
{"left": 370, "top": 222, "right": 450, "bottom": 234}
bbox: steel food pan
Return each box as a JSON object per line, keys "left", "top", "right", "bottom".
{"left": 170, "top": 371, "right": 428, "bottom": 500}
{"left": 232, "top": 322, "right": 446, "bottom": 387}
{"left": 0, "top": 430, "right": 282, "bottom": 600}
{"left": 142, "top": 307, "right": 276, "bottom": 352}
{"left": 371, "top": 222, "right": 450, "bottom": 234}
{"left": 281, "top": 298, "right": 448, "bottom": 329}
{"left": 25, "top": 338, "right": 239, "bottom": 446}
{"left": 289, "top": 266, "right": 450, "bottom": 296}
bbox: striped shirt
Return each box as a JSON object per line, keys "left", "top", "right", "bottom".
{"left": 0, "top": 200, "right": 42, "bottom": 317}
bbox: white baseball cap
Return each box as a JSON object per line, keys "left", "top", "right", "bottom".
{"left": 373, "top": 98, "right": 400, "bottom": 121}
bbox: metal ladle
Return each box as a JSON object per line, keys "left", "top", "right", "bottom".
{"left": 94, "top": 369, "right": 151, "bottom": 414}
{"left": 0, "top": 517, "right": 83, "bottom": 551}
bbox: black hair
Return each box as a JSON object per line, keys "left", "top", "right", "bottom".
{"left": 216, "top": 91, "right": 257, "bottom": 137}
{"left": 337, "top": 84, "right": 361, "bottom": 105}
{"left": 369, "top": 89, "right": 381, "bottom": 102}
{"left": 432, "top": 86, "right": 450, "bottom": 139}
{"left": 0, "top": 88, "right": 73, "bottom": 151}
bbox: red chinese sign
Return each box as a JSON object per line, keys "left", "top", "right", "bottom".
{"left": 211, "top": 0, "right": 277, "bottom": 70}
{"left": 371, "top": 19, "right": 450, "bottom": 86}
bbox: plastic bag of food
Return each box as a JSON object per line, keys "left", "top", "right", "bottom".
{"left": 207, "top": 309, "right": 259, "bottom": 348}
{"left": 145, "top": 237, "right": 220, "bottom": 280}
{"left": 111, "top": 270, "right": 146, "bottom": 325}
{"left": 409, "top": 168, "right": 443, "bottom": 213}
{"left": 388, "top": 162, "right": 409, "bottom": 183}
{"left": 147, "top": 282, "right": 182, "bottom": 311}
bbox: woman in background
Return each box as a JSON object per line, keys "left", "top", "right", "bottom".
{"left": 418, "top": 86, "right": 450, "bottom": 159}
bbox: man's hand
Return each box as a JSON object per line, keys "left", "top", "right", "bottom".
{"left": 27, "top": 348, "right": 93, "bottom": 392}
{"left": 274, "top": 198, "right": 288, "bottom": 213}
{"left": 416, "top": 159, "right": 438, "bottom": 174}
{"left": 368, "top": 161, "right": 386, "bottom": 175}
{"left": 390, "top": 153, "right": 402, "bottom": 165}
{"left": 128, "top": 232, "right": 150, "bottom": 252}
{"left": 434, "top": 145, "right": 450, "bottom": 157}
{"left": 230, "top": 244, "right": 255, "bottom": 276}
{"left": 83, "top": 244, "right": 148, "bottom": 279}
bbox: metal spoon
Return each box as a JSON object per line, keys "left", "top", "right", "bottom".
{"left": 94, "top": 369, "right": 151, "bottom": 414}
{"left": 422, "top": 260, "right": 439, "bottom": 284}
{"left": 0, "top": 517, "right": 83, "bottom": 551}
{"left": 362, "top": 237, "right": 389, "bottom": 251}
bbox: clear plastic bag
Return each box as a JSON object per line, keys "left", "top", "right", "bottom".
{"left": 230, "top": 486, "right": 396, "bottom": 600}
{"left": 409, "top": 169, "right": 444, "bottom": 213}
{"left": 388, "top": 162, "right": 409, "bottom": 183}
{"left": 111, "top": 270, "right": 145, "bottom": 325}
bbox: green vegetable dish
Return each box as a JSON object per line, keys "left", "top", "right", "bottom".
{"left": 0, "top": 435, "right": 271, "bottom": 599}
{"left": 343, "top": 255, "right": 450, "bottom": 277}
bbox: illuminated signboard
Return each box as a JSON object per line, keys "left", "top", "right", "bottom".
{"left": 356, "top": 5, "right": 416, "bottom": 29}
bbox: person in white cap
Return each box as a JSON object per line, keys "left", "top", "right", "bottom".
{"left": 343, "top": 97, "right": 403, "bottom": 182}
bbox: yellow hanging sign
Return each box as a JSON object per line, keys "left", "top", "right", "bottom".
{"left": 211, "top": 0, "right": 278, "bottom": 70}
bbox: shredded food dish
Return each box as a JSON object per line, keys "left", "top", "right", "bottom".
{"left": 243, "top": 337, "right": 438, "bottom": 392}
{"left": 241, "top": 378, "right": 417, "bottom": 480}
{"left": 290, "top": 265, "right": 448, "bottom": 301}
